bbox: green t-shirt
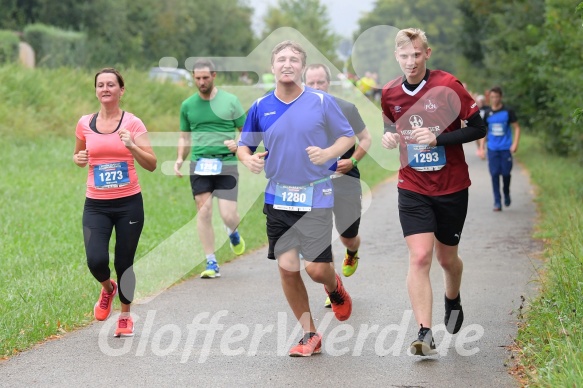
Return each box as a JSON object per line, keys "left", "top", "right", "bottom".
{"left": 180, "top": 89, "right": 247, "bottom": 162}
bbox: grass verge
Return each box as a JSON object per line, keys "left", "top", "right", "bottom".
{"left": 513, "top": 135, "right": 583, "bottom": 386}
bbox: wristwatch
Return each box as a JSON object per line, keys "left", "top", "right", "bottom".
{"left": 350, "top": 156, "right": 358, "bottom": 166}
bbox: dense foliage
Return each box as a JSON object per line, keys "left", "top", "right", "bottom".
{"left": 0, "top": 29, "right": 19, "bottom": 63}
{"left": 0, "top": 0, "right": 255, "bottom": 68}
{"left": 353, "top": 0, "right": 462, "bottom": 81}
{"left": 460, "top": 0, "right": 583, "bottom": 158}
{"left": 352, "top": 0, "right": 582, "bottom": 159}
{"left": 261, "top": 0, "right": 339, "bottom": 63}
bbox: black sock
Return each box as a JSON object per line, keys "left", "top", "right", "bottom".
{"left": 445, "top": 293, "right": 461, "bottom": 304}
{"left": 419, "top": 324, "right": 431, "bottom": 335}
{"left": 347, "top": 249, "right": 358, "bottom": 257}
{"left": 303, "top": 332, "right": 317, "bottom": 340}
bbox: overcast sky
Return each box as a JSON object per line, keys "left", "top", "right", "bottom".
{"left": 246, "top": 0, "right": 377, "bottom": 38}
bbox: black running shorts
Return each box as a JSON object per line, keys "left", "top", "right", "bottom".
{"left": 189, "top": 162, "right": 238, "bottom": 201}
{"left": 397, "top": 188, "right": 468, "bottom": 246}
{"left": 333, "top": 192, "right": 361, "bottom": 239}
{"left": 264, "top": 204, "right": 333, "bottom": 262}
{"left": 332, "top": 175, "right": 362, "bottom": 239}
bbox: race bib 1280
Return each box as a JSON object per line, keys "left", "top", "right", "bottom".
{"left": 273, "top": 183, "right": 314, "bottom": 211}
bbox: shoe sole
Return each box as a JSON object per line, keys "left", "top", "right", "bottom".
{"left": 409, "top": 342, "right": 437, "bottom": 356}
{"left": 342, "top": 268, "right": 357, "bottom": 277}
{"left": 201, "top": 272, "right": 221, "bottom": 279}
{"left": 113, "top": 331, "right": 134, "bottom": 338}
{"left": 289, "top": 349, "right": 322, "bottom": 357}
{"left": 333, "top": 308, "right": 352, "bottom": 321}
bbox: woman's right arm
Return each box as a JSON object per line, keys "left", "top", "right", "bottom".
{"left": 73, "top": 137, "right": 88, "bottom": 167}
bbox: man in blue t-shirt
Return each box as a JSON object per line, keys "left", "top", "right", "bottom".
{"left": 478, "top": 86, "right": 521, "bottom": 211}
{"left": 237, "top": 40, "right": 355, "bottom": 357}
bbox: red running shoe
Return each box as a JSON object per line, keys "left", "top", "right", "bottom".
{"left": 325, "top": 273, "right": 352, "bottom": 321}
{"left": 114, "top": 315, "right": 134, "bottom": 337}
{"left": 94, "top": 279, "right": 117, "bottom": 321}
{"left": 289, "top": 332, "right": 322, "bottom": 357}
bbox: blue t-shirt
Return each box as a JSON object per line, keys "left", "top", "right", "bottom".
{"left": 484, "top": 105, "right": 517, "bottom": 151}
{"left": 240, "top": 86, "right": 355, "bottom": 208}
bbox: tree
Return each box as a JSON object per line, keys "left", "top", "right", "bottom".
{"left": 573, "top": 2, "right": 583, "bottom": 126}
{"left": 0, "top": 0, "right": 39, "bottom": 30}
{"left": 526, "top": 0, "right": 583, "bottom": 156}
{"left": 353, "top": 0, "right": 463, "bottom": 84}
{"left": 261, "top": 0, "right": 339, "bottom": 63}
{"left": 0, "top": 0, "right": 255, "bottom": 69}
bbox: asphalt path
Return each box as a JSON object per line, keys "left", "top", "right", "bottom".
{"left": 1, "top": 144, "right": 540, "bottom": 387}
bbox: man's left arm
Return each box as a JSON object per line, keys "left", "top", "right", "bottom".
{"left": 433, "top": 80, "right": 487, "bottom": 146}
{"left": 224, "top": 126, "right": 243, "bottom": 153}
{"left": 336, "top": 128, "right": 371, "bottom": 173}
{"left": 435, "top": 112, "right": 487, "bottom": 146}
{"left": 225, "top": 97, "right": 247, "bottom": 153}
{"left": 351, "top": 128, "right": 371, "bottom": 162}
{"left": 510, "top": 121, "right": 521, "bottom": 153}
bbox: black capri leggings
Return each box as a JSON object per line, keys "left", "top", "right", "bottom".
{"left": 82, "top": 192, "right": 144, "bottom": 305}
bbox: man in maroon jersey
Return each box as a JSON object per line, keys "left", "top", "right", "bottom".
{"left": 381, "top": 28, "right": 486, "bottom": 356}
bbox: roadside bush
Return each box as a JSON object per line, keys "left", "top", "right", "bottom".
{"left": 23, "top": 23, "right": 87, "bottom": 68}
{"left": 0, "top": 30, "right": 19, "bottom": 64}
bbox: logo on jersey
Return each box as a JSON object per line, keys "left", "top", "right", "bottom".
{"left": 424, "top": 99, "right": 437, "bottom": 112}
{"left": 264, "top": 111, "right": 276, "bottom": 116}
{"left": 395, "top": 106, "right": 402, "bottom": 113}
{"left": 409, "top": 115, "right": 423, "bottom": 128}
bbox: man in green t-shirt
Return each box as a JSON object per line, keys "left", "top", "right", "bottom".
{"left": 174, "top": 59, "right": 247, "bottom": 278}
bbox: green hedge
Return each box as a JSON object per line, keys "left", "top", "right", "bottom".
{"left": 0, "top": 30, "right": 19, "bottom": 64}
{"left": 23, "top": 23, "right": 87, "bottom": 68}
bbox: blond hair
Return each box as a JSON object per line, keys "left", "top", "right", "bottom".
{"left": 395, "top": 28, "right": 429, "bottom": 50}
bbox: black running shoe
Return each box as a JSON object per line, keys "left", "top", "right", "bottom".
{"left": 444, "top": 293, "right": 464, "bottom": 334}
{"left": 409, "top": 325, "right": 437, "bottom": 356}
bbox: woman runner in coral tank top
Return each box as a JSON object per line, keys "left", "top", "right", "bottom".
{"left": 73, "top": 68, "right": 157, "bottom": 337}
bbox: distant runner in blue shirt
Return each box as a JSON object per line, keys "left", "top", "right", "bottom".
{"left": 478, "top": 86, "right": 521, "bottom": 211}
{"left": 237, "top": 40, "right": 355, "bottom": 358}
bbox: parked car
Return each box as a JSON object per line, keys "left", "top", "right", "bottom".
{"left": 148, "top": 67, "right": 193, "bottom": 87}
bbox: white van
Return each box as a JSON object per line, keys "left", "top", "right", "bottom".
{"left": 148, "top": 67, "right": 193, "bottom": 87}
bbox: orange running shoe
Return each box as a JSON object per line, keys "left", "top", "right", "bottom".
{"left": 289, "top": 332, "right": 322, "bottom": 357}
{"left": 114, "top": 315, "right": 134, "bottom": 337}
{"left": 325, "top": 273, "right": 352, "bottom": 321}
{"left": 94, "top": 279, "right": 117, "bottom": 321}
